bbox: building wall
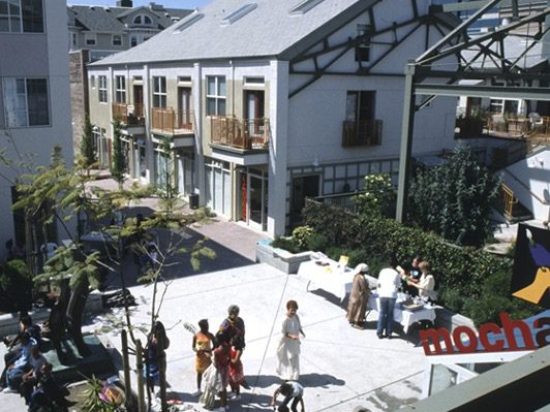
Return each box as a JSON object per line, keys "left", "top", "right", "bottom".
{"left": 70, "top": 49, "right": 90, "bottom": 152}
{"left": 0, "top": 0, "right": 73, "bottom": 260}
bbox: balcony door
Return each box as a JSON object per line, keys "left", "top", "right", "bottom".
{"left": 239, "top": 168, "right": 267, "bottom": 231}
{"left": 133, "top": 85, "right": 143, "bottom": 118}
{"left": 244, "top": 90, "right": 264, "bottom": 142}
{"left": 178, "top": 87, "right": 192, "bottom": 129}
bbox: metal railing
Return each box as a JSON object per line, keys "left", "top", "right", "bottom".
{"left": 342, "top": 119, "right": 382, "bottom": 147}
{"left": 211, "top": 116, "right": 269, "bottom": 150}
{"left": 500, "top": 183, "right": 517, "bottom": 220}
{"left": 112, "top": 102, "right": 145, "bottom": 126}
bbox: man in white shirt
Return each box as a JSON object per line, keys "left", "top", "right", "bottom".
{"left": 376, "top": 260, "right": 401, "bottom": 339}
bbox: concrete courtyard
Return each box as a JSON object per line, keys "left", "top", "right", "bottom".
{"left": 90, "top": 262, "right": 427, "bottom": 411}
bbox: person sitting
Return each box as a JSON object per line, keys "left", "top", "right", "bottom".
{"left": 28, "top": 362, "right": 71, "bottom": 412}
{"left": 20, "top": 344, "right": 47, "bottom": 404}
{"left": 271, "top": 381, "right": 305, "bottom": 412}
{"left": 2, "top": 334, "right": 34, "bottom": 392}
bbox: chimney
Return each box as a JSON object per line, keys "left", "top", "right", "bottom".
{"left": 116, "top": 0, "right": 133, "bottom": 7}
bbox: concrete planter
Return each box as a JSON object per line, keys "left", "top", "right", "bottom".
{"left": 0, "top": 290, "right": 103, "bottom": 337}
{"left": 255, "top": 238, "right": 313, "bottom": 274}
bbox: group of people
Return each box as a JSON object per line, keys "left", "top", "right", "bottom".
{"left": 346, "top": 255, "right": 437, "bottom": 339}
{"left": 144, "top": 302, "right": 305, "bottom": 412}
{"left": 0, "top": 313, "right": 71, "bottom": 411}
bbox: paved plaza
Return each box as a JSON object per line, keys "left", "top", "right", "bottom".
{"left": 1, "top": 219, "right": 429, "bottom": 411}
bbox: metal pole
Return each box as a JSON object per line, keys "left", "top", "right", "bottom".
{"left": 396, "top": 63, "right": 417, "bottom": 223}
{"left": 121, "top": 329, "right": 132, "bottom": 409}
{"left": 136, "top": 339, "right": 146, "bottom": 412}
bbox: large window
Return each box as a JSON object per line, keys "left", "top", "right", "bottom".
{"left": 343, "top": 90, "right": 379, "bottom": 146}
{"left": 115, "top": 76, "right": 126, "bottom": 103}
{"left": 2, "top": 77, "right": 49, "bottom": 127}
{"left": 0, "top": 0, "right": 43, "bottom": 33}
{"left": 152, "top": 76, "right": 166, "bottom": 108}
{"left": 206, "top": 76, "right": 226, "bottom": 116}
{"left": 112, "top": 34, "right": 122, "bottom": 46}
{"left": 98, "top": 75, "right": 107, "bottom": 103}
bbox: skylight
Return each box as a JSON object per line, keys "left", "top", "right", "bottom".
{"left": 174, "top": 11, "right": 204, "bottom": 33}
{"left": 290, "top": 0, "right": 326, "bottom": 15}
{"left": 221, "top": 3, "right": 257, "bottom": 26}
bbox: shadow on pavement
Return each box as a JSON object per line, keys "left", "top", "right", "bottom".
{"left": 101, "top": 226, "right": 256, "bottom": 290}
{"left": 300, "top": 373, "right": 345, "bottom": 388}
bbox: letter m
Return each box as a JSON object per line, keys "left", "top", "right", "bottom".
{"left": 420, "top": 328, "right": 455, "bottom": 355}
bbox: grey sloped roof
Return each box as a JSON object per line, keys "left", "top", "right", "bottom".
{"left": 68, "top": 5, "right": 192, "bottom": 33}
{"left": 91, "top": 0, "right": 375, "bottom": 66}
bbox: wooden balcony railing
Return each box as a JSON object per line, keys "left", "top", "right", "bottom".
{"left": 500, "top": 183, "right": 517, "bottom": 220}
{"left": 342, "top": 119, "right": 382, "bottom": 147}
{"left": 112, "top": 102, "right": 145, "bottom": 126}
{"left": 151, "top": 107, "right": 194, "bottom": 134}
{"left": 211, "top": 117, "right": 269, "bottom": 150}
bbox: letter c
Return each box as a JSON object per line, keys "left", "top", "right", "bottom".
{"left": 479, "top": 322, "right": 504, "bottom": 352}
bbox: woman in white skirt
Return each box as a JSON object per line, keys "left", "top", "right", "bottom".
{"left": 276, "top": 300, "right": 305, "bottom": 381}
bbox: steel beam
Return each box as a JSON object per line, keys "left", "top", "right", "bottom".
{"left": 396, "top": 64, "right": 417, "bottom": 223}
{"left": 415, "top": 83, "right": 550, "bottom": 100}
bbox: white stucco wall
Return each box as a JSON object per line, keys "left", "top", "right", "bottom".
{"left": 501, "top": 149, "right": 550, "bottom": 222}
{"left": 0, "top": 0, "right": 73, "bottom": 260}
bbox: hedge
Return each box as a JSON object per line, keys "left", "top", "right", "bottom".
{"left": 302, "top": 199, "right": 537, "bottom": 325}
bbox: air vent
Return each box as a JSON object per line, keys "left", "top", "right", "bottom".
{"left": 221, "top": 3, "right": 257, "bottom": 26}
{"left": 174, "top": 11, "right": 204, "bottom": 32}
{"left": 290, "top": 0, "right": 326, "bottom": 15}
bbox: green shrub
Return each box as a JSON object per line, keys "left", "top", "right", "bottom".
{"left": 0, "top": 259, "right": 33, "bottom": 313}
{"left": 354, "top": 173, "right": 396, "bottom": 218}
{"left": 302, "top": 199, "right": 536, "bottom": 324}
{"left": 306, "top": 232, "right": 329, "bottom": 252}
{"left": 291, "top": 226, "right": 314, "bottom": 250}
{"left": 271, "top": 236, "right": 301, "bottom": 254}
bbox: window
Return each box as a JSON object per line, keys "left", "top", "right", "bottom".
{"left": 221, "top": 3, "right": 257, "bottom": 26}
{"left": 206, "top": 76, "right": 226, "bottom": 116}
{"left": 112, "top": 34, "right": 122, "bottom": 46}
{"left": 85, "top": 34, "right": 96, "bottom": 46}
{"left": 133, "top": 14, "right": 152, "bottom": 25}
{"left": 0, "top": 0, "right": 43, "bottom": 33}
{"left": 174, "top": 12, "right": 203, "bottom": 33}
{"left": 152, "top": 76, "right": 166, "bottom": 108}
{"left": 98, "top": 75, "right": 107, "bottom": 103}
{"left": 144, "top": 15, "right": 152, "bottom": 25}
{"left": 2, "top": 78, "right": 49, "bottom": 127}
{"left": 355, "top": 24, "right": 373, "bottom": 62}
{"left": 244, "top": 77, "right": 264, "bottom": 85}
{"left": 130, "top": 35, "right": 138, "bottom": 47}
{"left": 90, "top": 75, "right": 95, "bottom": 88}
{"left": 343, "top": 91, "right": 379, "bottom": 146}
{"left": 115, "top": 76, "right": 126, "bottom": 103}
{"left": 133, "top": 15, "right": 141, "bottom": 24}
{"left": 71, "top": 32, "right": 77, "bottom": 48}
{"left": 178, "top": 76, "right": 192, "bottom": 83}
{"left": 290, "top": 0, "right": 326, "bottom": 15}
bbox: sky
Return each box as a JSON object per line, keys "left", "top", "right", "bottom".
{"left": 67, "top": 0, "right": 212, "bottom": 9}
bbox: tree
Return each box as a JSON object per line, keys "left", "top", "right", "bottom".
{"left": 81, "top": 115, "right": 96, "bottom": 170}
{"left": 354, "top": 173, "right": 396, "bottom": 219}
{"left": 408, "top": 146, "right": 499, "bottom": 247}
{"left": 111, "top": 119, "right": 125, "bottom": 189}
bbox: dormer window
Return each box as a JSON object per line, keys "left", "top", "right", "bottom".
{"left": 133, "top": 14, "right": 152, "bottom": 25}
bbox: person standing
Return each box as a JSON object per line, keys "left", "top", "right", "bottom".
{"left": 276, "top": 300, "right": 305, "bottom": 381}
{"left": 346, "top": 263, "right": 370, "bottom": 329}
{"left": 219, "top": 304, "right": 245, "bottom": 350}
{"left": 192, "top": 319, "right": 215, "bottom": 397}
{"left": 202, "top": 331, "right": 231, "bottom": 411}
{"left": 228, "top": 336, "right": 245, "bottom": 401}
{"left": 408, "top": 261, "right": 436, "bottom": 302}
{"left": 144, "top": 321, "right": 170, "bottom": 408}
{"left": 376, "top": 259, "right": 401, "bottom": 339}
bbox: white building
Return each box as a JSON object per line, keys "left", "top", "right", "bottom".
{"left": 88, "top": 0, "right": 459, "bottom": 236}
{"left": 0, "top": 0, "right": 73, "bottom": 260}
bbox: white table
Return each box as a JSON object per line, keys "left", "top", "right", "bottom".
{"left": 368, "top": 293, "right": 436, "bottom": 334}
{"left": 298, "top": 259, "right": 355, "bottom": 301}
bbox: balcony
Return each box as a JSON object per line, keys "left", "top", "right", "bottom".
{"left": 151, "top": 107, "right": 194, "bottom": 134}
{"left": 112, "top": 102, "right": 145, "bottom": 127}
{"left": 211, "top": 116, "right": 269, "bottom": 150}
{"left": 342, "top": 119, "right": 382, "bottom": 147}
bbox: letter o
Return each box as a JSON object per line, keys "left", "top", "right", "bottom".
{"left": 453, "top": 326, "right": 478, "bottom": 353}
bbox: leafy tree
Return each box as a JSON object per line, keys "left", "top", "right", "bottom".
{"left": 408, "top": 146, "right": 499, "bottom": 247}
{"left": 111, "top": 119, "right": 125, "bottom": 189}
{"left": 354, "top": 173, "right": 396, "bottom": 218}
{"left": 81, "top": 115, "right": 96, "bottom": 169}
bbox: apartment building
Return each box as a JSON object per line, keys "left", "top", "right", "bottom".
{"left": 68, "top": 0, "right": 191, "bottom": 153}
{"left": 88, "top": 0, "right": 460, "bottom": 236}
{"left": 0, "top": 0, "right": 73, "bottom": 260}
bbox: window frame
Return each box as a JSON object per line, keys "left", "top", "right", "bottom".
{"left": 206, "top": 75, "right": 226, "bottom": 116}
{"left": 114, "top": 76, "right": 126, "bottom": 104}
{"left": 98, "top": 75, "right": 108, "bottom": 103}
{"left": 85, "top": 33, "right": 97, "bottom": 46}
{"left": 0, "top": 0, "right": 43, "bottom": 33}
{"left": 2, "top": 77, "right": 50, "bottom": 128}
{"left": 112, "top": 34, "right": 122, "bottom": 46}
{"left": 152, "top": 76, "right": 167, "bottom": 108}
